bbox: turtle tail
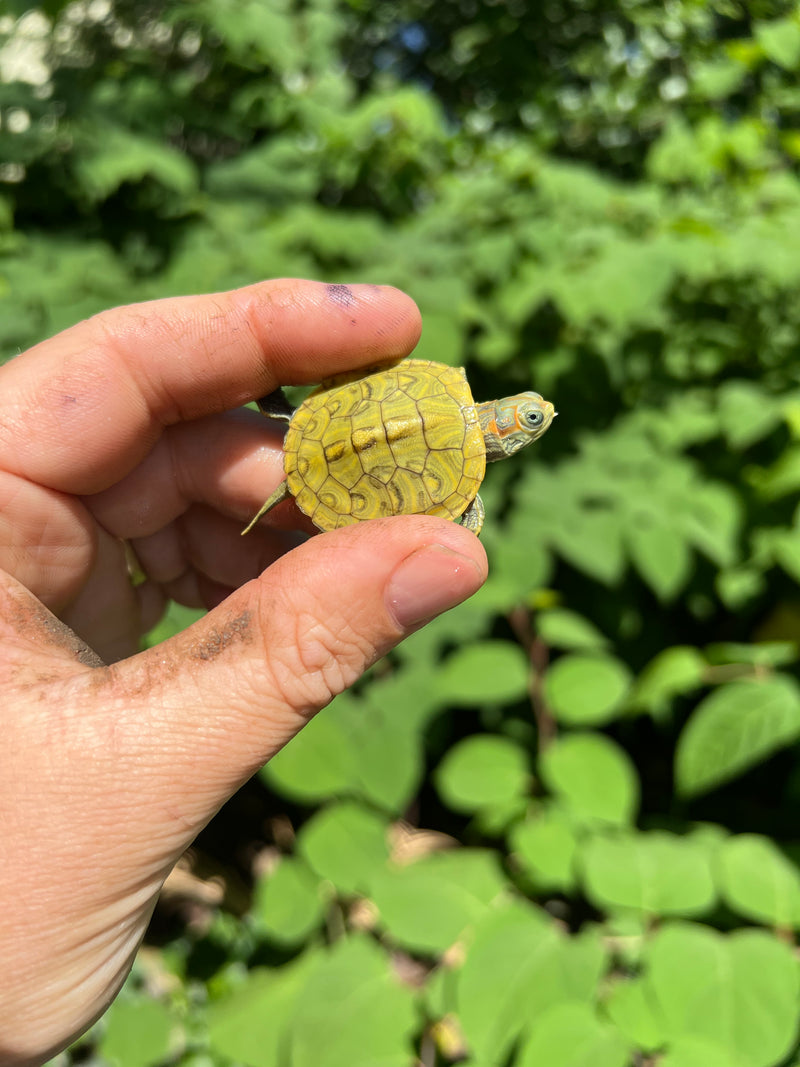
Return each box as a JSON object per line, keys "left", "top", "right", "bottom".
{"left": 241, "top": 480, "right": 291, "bottom": 535}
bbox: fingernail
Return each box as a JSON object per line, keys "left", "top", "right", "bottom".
{"left": 385, "top": 544, "right": 486, "bottom": 629}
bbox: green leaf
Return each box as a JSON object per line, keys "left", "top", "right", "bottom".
{"left": 579, "top": 830, "right": 717, "bottom": 917}
{"left": 627, "top": 520, "right": 693, "bottom": 601}
{"left": 263, "top": 701, "right": 359, "bottom": 803}
{"left": 692, "top": 60, "right": 748, "bottom": 101}
{"left": 208, "top": 955, "right": 316, "bottom": 1067}
{"left": 251, "top": 857, "right": 326, "bottom": 944}
{"left": 545, "top": 653, "right": 632, "bottom": 725}
{"left": 412, "top": 309, "right": 465, "bottom": 366}
{"left": 423, "top": 961, "right": 458, "bottom": 1019}
{"left": 297, "top": 801, "right": 389, "bottom": 894}
{"left": 716, "top": 566, "right": 766, "bottom": 611}
{"left": 539, "top": 732, "right": 639, "bottom": 826}
{"left": 347, "top": 682, "right": 425, "bottom": 810}
{"left": 263, "top": 689, "right": 422, "bottom": 812}
{"left": 603, "top": 977, "right": 667, "bottom": 1050}
{"left": 456, "top": 900, "right": 603, "bottom": 1064}
{"left": 705, "top": 642, "right": 798, "bottom": 668}
{"left": 434, "top": 734, "right": 530, "bottom": 813}
{"left": 771, "top": 531, "right": 800, "bottom": 584}
{"left": 553, "top": 511, "right": 627, "bottom": 586}
{"left": 489, "top": 534, "right": 554, "bottom": 602}
{"left": 717, "top": 380, "right": 782, "bottom": 449}
{"left": 369, "top": 849, "right": 508, "bottom": 954}
{"left": 437, "top": 640, "right": 530, "bottom": 705}
{"left": 207, "top": 140, "right": 322, "bottom": 201}
{"left": 681, "top": 482, "right": 740, "bottom": 568}
{"left": 553, "top": 234, "right": 675, "bottom": 329}
{"left": 193, "top": 0, "right": 301, "bottom": 68}
{"left": 748, "top": 445, "right": 800, "bottom": 501}
{"left": 536, "top": 608, "right": 609, "bottom": 651}
{"left": 99, "top": 996, "right": 180, "bottom": 1067}
{"left": 559, "top": 926, "right": 609, "bottom": 1002}
{"left": 675, "top": 675, "right": 800, "bottom": 797}
{"left": 516, "top": 1002, "right": 630, "bottom": 1067}
{"left": 73, "top": 125, "right": 198, "bottom": 202}
{"left": 660, "top": 1036, "right": 745, "bottom": 1067}
{"left": 287, "top": 935, "right": 417, "bottom": 1067}
{"left": 604, "top": 913, "right": 651, "bottom": 968}
{"left": 718, "top": 834, "right": 800, "bottom": 927}
{"left": 510, "top": 804, "right": 580, "bottom": 891}
{"left": 645, "top": 923, "right": 800, "bottom": 1067}
{"left": 629, "top": 646, "right": 707, "bottom": 716}
{"left": 755, "top": 18, "right": 800, "bottom": 70}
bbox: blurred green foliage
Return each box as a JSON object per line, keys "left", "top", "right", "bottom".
{"left": 6, "top": 0, "right": 800, "bottom": 1064}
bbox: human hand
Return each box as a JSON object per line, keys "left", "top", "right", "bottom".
{"left": 0, "top": 279, "right": 487, "bottom": 1065}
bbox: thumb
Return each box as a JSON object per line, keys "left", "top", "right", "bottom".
{"left": 0, "top": 519, "right": 485, "bottom": 1059}
{"left": 113, "top": 516, "right": 487, "bottom": 835}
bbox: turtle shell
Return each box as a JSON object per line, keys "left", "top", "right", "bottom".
{"left": 283, "top": 359, "right": 487, "bottom": 531}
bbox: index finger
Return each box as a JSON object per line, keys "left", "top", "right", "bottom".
{"left": 0, "top": 279, "right": 422, "bottom": 495}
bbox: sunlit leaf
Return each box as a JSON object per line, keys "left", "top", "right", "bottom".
{"left": 645, "top": 923, "right": 800, "bottom": 1067}
{"left": 369, "top": 849, "right": 508, "bottom": 953}
{"left": 717, "top": 380, "right": 782, "bottom": 450}
{"left": 297, "top": 801, "right": 390, "bottom": 894}
{"left": 208, "top": 955, "right": 316, "bottom": 1067}
{"left": 627, "top": 520, "right": 693, "bottom": 601}
{"left": 437, "top": 640, "right": 530, "bottom": 705}
{"left": 100, "top": 996, "right": 180, "bottom": 1067}
{"left": 539, "top": 732, "right": 639, "bottom": 826}
{"left": 510, "top": 804, "right": 580, "bottom": 891}
{"left": 675, "top": 676, "right": 800, "bottom": 797}
{"left": 435, "top": 734, "right": 530, "bottom": 813}
{"left": 755, "top": 18, "right": 800, "bottom": 70}
{"left": 604, "top": 977, "right": 667, "bottom": 1050}
{"left": 516, "top": 1002, "right": 630, "bottom": 1067}
{"left": 251, "top": 857, "right": 326, "bottom": 944}
{"left": 456, "top": 900, "right": 605, "bottom": 1063}
{"left": 659, "top": 1036, "right": 745, "bottom": 1067}
{"left": 263, "top": 689, "right": 423, "bottom": 812}
{"left": 629, "top": 646, "right": 707, "bottom": 716}
{"left": 288, "top": 935, "right": 417, "bottom": 1067}
{"left": 718, "top": 834, "right": 800, "bottom": 928}
{"left": 545, "top": 653, "right": 632, "bottom": 725}
{"left": 536, "top": 608, "right": 609, "bottom": 651}
{"left": 579, "top": 830, "right": 716, "bottom": 916}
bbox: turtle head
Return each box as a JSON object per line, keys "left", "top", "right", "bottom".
{"left": 477, "top": 392, "right": 556, "bottom": 462}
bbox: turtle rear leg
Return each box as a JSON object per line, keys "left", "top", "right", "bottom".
{"left": 456, "top": 494, "right": 485, "bottom": 536}
{"left": 241, "top": 481, "right": 291, "bottom": 535}
{"left": 256, "top": 388, "right": 295, "bottom": 422}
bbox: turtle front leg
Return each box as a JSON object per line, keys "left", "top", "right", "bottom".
{"left": 457, "top": 494, "right": 485, "bottom": 536}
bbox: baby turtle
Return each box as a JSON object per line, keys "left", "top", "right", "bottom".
{"left": 243, "top": 358, "right": 555, "bottom": 536}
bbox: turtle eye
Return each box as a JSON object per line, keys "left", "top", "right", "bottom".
{"left": 523, "top": 409, "right": 544, "bottom": 428}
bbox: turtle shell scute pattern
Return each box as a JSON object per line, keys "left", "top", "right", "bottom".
{"left": 283, "top": 359, "right": 487, "bottom": 531}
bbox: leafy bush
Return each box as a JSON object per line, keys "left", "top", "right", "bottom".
{"left": 6, "top": 1, "right": 800, "bottom": 1065}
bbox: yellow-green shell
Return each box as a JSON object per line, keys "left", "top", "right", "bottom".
{"left": 283, "top": 359, "right": 487, "bottom": 531}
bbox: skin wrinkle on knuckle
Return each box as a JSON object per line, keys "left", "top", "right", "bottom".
{"left": 294, "top": 611, "right": 356, "bottom": 688}
{"left": 163, "top": 427, "right": 195, "bottom": 518}
{"left": 234, "top": 288, "right": 286, "bottom": 387}
{"left": 269, "top": 628, "right": 341, "bottom": 713}
{"left": 92, "top": 304, "right": 154, "bottom": 346}
{"left": 0, "top": 401, "right": 27, "bottom": 460}
{"left": 87, "top": 314, "right": 151, "bottom": 394}
{"left": 257, "top": 605, "right": 371, "bottom": 717}
{"left": 193, "top": 298, "right": 245, "bottom": 370}
{"left": 300, "top": 608, "right": 379, "bottom": 690}
{"left": 92, "top": 306, "right": 190, "bottom": 426}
